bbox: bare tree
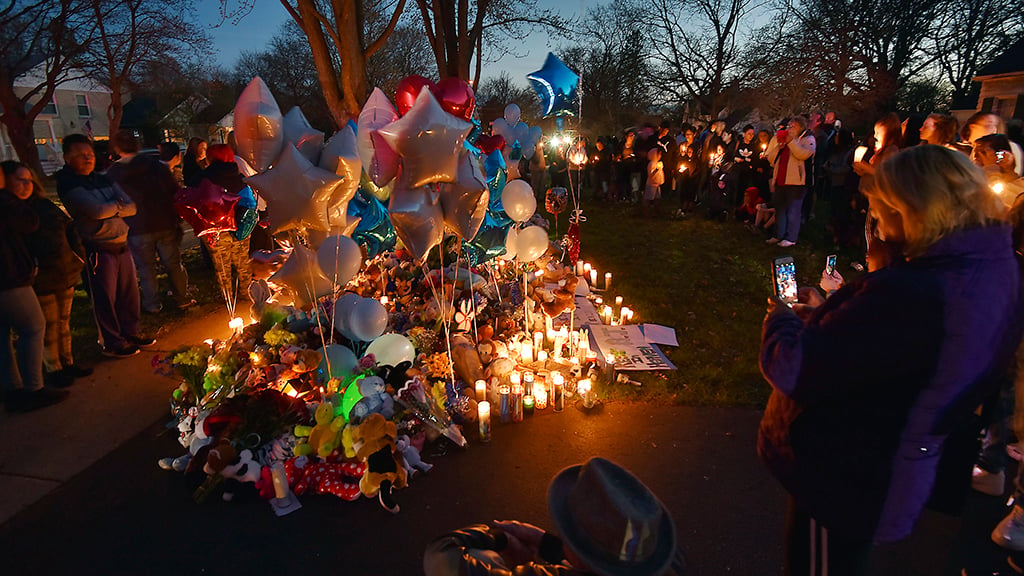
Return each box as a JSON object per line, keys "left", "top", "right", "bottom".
{"left": 0, "top": 0, "right": 92, "bottom": 177}
{"left": 634, "top": 0, "right": 770, "bottom": 117}
{"left": 85, "top": 0, "right": 208, "bottom": 136}
{"left": 475, "top": 71, "right": 540, "bottom": 124}
{"left": 221, "top": 0, "right": 408, "bottom": 127}
{"left": 412, "top": 0, "right": 570, "bottom": 84}
{"left": 364, "top": 9, "right": 434, "bottom": 98}
{"left": 930, "top": 0, "right": 1024, "bottom": 104}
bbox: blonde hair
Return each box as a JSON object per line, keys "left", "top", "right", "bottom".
{"left": 868, "top": 145, "right": 1006, "bottom": 257}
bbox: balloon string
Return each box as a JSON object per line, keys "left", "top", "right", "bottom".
{"left": 491, "top": 262, "right": 502, "bottom": 304}
{"left": 465, "top": 241, "right": 479, "bottom": 343}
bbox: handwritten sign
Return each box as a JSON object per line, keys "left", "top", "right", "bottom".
{"left": 588, "top": 324, "right": 676, "bottom": 371}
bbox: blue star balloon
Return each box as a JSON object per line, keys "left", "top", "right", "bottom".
{"left": 233, "top": 185, "right": 258, "bottom": 241}
{"left": 347, "top": 188, "right": 397, "bottom": 257}
{"left": 463, "top": 212, "right": 512, "bottom": 266}
{"left": 527, "top": 53, "right": 580, "bottom": 118}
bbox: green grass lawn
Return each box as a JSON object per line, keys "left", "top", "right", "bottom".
{"left": 576, "top": 195, "right": 862, "bottom": 407}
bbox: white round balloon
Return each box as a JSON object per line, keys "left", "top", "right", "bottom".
{"left": 515, "top": 225, "right": 549, "bottom": 263}
{"left": 501, "top": 179, "right": 537, "bottom": 223}
{"left": 503, "top": 103, "right": 521, "bottom": 125}
{"left": 499, "top": 226, "right": 518, "bottom": 260}
{"left": 316, "top": 344, "right": 358, "bottom": 383}
{"left": 332, "top": 293, "right": 362, "bottom": 340}
{"left": 365, "top": 333, "right": 416, "bottom": 367}
{"left": 316, "top": 235, "right": 362, "bottom": 287}
{"left": 349, "top": 297, "right": 388, "bottom": 342}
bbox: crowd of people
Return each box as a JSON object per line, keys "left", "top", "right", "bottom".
{"left": 543, "top": 111, "right": 1024, "bottom": 253}
{"left": 0, "top": 131, "right": 257, "bottom": 413}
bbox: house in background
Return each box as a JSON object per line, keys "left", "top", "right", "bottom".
{"left": 952, "top": 37, "right": 1024, "bottom": 127}
{"left": 0, "top": 64, "right": 114, "bottom": 174}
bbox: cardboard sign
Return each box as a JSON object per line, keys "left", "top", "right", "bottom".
{"left": 589, "top": 324, "right": 676, "bottom": 371}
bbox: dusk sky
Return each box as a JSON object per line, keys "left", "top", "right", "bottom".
{"left": 197, "top": 0, "right": 596, "bottom": 87}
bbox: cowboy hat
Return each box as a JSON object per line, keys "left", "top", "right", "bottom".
{"left": 548, "top": 457, "right": 679, "bottom": 576}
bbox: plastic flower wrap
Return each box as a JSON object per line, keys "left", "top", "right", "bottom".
{"left": 264, "top": 323, "right": 300, "bottom": 347}
{"left": 406, "top": 326, "right": 439, "bottom": 355}
{"left": 156, "top": 345, "right": 213, "bottom": 408}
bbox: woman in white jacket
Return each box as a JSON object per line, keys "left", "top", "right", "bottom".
{"left": 765, "top": 116, "right": 816, "bottom": 247}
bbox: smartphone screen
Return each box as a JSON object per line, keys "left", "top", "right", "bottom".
{"left": 825, "top": 254, "right": 836, "bottom": 276}
{"left": 772, "top": 257, "right": 798, "bottom": 305}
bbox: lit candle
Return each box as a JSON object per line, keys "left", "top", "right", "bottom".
{"left": 534, "top": 386, "right": 548, "bottom": 409}
{"left": 475, "top": 379, "right": 487, "bottom": 402}
{"left": 583, "top": 262, "right": 592, "bottom": 275}
{"left": 595, "top": 296, "right": 604, "bottom": 306}
{"left": 605, "top": 272, "right": 612, "bottom": 291}
{"left": 271, "top": 462, "right": 289, "bottom": 499}
{"left": 615, "top": 296, "right": 623, "bottom": 306}
{"left": 993, "top": 182, "right": 1005, "bottom": 195}
{"left": 854, "top": 145, "right": 868, "bottom": 163}
{"left": 523, "top": 394, "right": 535, "bottom": 416}
{"left": 478, "top": 401, "right": 491, "bottom": 442}
{"left": 537, "top": 350, "right": 549, "bottom": 364}
{"left": 545, "top": 315, "right": 554, "bottom": 339}
{"left": 552, "top": 372, "right": 565, "bottom": 412}
{"left": 228, "top": 317, "right": 244, "bottom": 332}
{"left": 510, "top": 371, "right": 521, "bottom": 388}
{"left": 623, "top": 307, "right": 634, "bottom": 323}
{"left": 511, "top": 385, "right": 524, "bottom": 422}
{"left": 576, "top": 260, "right": 585, "bottom": 275}
{"left": 589, "top": 268, "right": 597, "bottom": 287}
{"left": 534, "top": 331, "right": 544, "bottom": 353}
{"left": 499, "top": 385, "right": 511, "bottom": 423}
{"left": 380, "top": 295, "right": 389, "bottom": 306}
{"left": 521, "top": 342, "right": 534, "bottom": 363}
{"left": 602, "top": 305, "right": 613, "bottom": 325}
{"left": 578, "top": 378, "right": 594, "bottom": 408}
{"left": 523, "top": 371, "right": 535, "bottom": 396}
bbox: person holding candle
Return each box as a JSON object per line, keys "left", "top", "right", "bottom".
{"left": 765, "top": 116, "right": 816, "bottom": 248}
{"left": 423, "top": 457, "right": 685, "bottom": 576}
{"left": 758, "top": 145, "right": 1022, "bottom": 575}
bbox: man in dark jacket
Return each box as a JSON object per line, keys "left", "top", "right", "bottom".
{"left": 106, "top": 130, "right": 193, "bottom": 313}
{"left": 57, "top": 134, "right": 154, "bottom": 358}
{"left": 0, "top": 169, "right": 69, "bottom": 411}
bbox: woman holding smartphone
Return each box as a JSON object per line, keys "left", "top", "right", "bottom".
{"left": 758, "top": 145, "right": 1022, "bottom": 575}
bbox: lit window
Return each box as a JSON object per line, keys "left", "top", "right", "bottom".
{"left": 76, "top": 94, "right": 91, "bottom": 118}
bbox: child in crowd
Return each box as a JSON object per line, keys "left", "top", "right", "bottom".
{"left": 735, "top": 186, "right": 763, "bottom": 225}
{"left": 645, "top": 147, "right": 664, "bottom": 216}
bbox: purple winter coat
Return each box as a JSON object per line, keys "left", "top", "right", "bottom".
{"left": 758, "top": 224, "right": 1022, "bottom": 542}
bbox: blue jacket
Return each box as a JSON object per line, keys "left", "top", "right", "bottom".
{"left": 758, "top": 224, "right": 1022, "bottom": 542}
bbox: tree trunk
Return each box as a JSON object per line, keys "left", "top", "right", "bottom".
{"left": 108, "top": 79, "right": 124, "bottom": 137}
{"left": 295, "top": 0, "right": 348, "bottom": 127}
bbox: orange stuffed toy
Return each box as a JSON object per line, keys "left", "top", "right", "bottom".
{"left": 352, "top": 413, "right": 407, "bottom": 513}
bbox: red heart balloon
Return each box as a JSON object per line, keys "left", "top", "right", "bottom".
{"left": 173, "top": 179, "right": 240, "bottom": 238}
{"left": 395, "top": 75, "right": 435, "bottom": 116}
{"left": 431, "top": 77, "right": 476, "bottom": 121}
{"left": 475, "top": 134, "right": 506, "bottom": 155}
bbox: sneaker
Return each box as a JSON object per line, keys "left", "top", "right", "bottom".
{"left": 778, "top": 240, "right": 796, "bottom": 247}
{"left": 994, "top": 505, "right": 1024, "bottom": 551}
{"left": 766, "top": 237, "right": 780, "bottom": 245}
{"left": 128, "top": 335, "right": 156, "bottom": 348}
{"left": 6, "top": 387, "right": 69, "bottom": 412}
{"left": 177, "top": 299, "right": 197, "bottom": 310}
{"left": 102, "top": 344, "right": 140, "bottom": 358}
{"left": 974, "top": 466, "right": 1007, "bottom": 496}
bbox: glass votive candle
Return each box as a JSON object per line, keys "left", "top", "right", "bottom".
{"left": 535, "top": 386, "right": 548, "bottom": 409}
{"left": 578, "top": 378, "right": 594, "bottom": 408}
{"left": 605, "top": 272, "right": 612, "bottom": 290}
{"left": 537, "top": 350, "right": 549, "bottom": 364}
{"left": 511, "top": 385, "right": 524, "bottom": 422}
{"left": 533, "top": 331, "right": 544, "bottom": 352}
{"left": 589, "top": 269, "right": 597, "bottom": 287}
{"left": 523, "top": 394, "right": 535, "bottom": 416}
{"left": 475, "top": 379, "right": 487, "bottom": 402}
{"left": 576, "top": 260, "right": 584, "bottom": 275}
{"left": 523, "top": 371, "right": 535, "bottom": 396}
{"left": 552, "top": 372, "right": 565, "bottom": 412}
{"left": 478, "top": 401, "right": 491, "bottom": 442}
{"left": 510, "top": 371, "right": 521, "bottom": 388}
{"left": 521, "top": 342, "right": 534, "bottom": 363}
{"left": 615, "top": 296, "right": 623, "bottom": 306}
{"left": 499, "top": 385, "right": 511, "bottom": 423}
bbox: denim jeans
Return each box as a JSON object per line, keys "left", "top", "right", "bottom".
{"left": 127, "top": 227, "right": 188, "bottom": 312}
{"left": 36, "top": 287, "right": 75, "bottom": 373}
{"left": 0, "top": 286, "right": 45, "bottom": 392}
{"left": 774, "top": 185, "right": 807, "bottom": 243}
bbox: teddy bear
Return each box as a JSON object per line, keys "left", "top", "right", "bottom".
{"left": 294, "top": 400, "right": 346, "bottom": 459}
{"left": 396, "top": 434, "right": 433, "bottom": 479}
{"left": 536, "top": 274, "right": 579, "bottom": 318}
{"left": 201, "top": 437, "right": 262, "bottom": 502}
{"left": 353, "top": 413, "right": 407, "bottom": 513}
{"left": 348, "top": 375, "right": 395, "bottom": 424}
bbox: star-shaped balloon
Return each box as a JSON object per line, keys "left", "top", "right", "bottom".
{"left": 173, "top": 179, "right": 240, "bottom": 238}
{"left": 268, "top": 244, "right": 335, "bottom": 309}
{"left": 357, "top": 88, "right": 400, "bottom": 187}
{"left": 234, "top": 77, "right": 284, "bottom": 171}
{"left": 246, "top": 144, "right": 345, "bottom": 233}
{"left": 283, "top": 106, "right": 325, "bottom": 164}
{"left": 439, "top": 151, "right": 489, "bottom": 240}
{"left": 318, "top": 126, "right": 362, "bottom": 232}
{"left": 527, "top": 53, "right": 580, "bottom": 118}
{"left": 463, "top": 211, "right": 512, "bottom": 266}
{"left": 389, "top": 181, "right": 444, "bottom": 260}
{"left": 347, "top": 189, "right": 396, "bottom": 257}
{"left": 375, "top": 87, "right": 473, "bottom": 189}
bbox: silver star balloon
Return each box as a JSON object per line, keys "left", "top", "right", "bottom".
{"left": 389, "top": 181, "right": 444, "bottom": 260}
{"left": 439, "top": 151, "right": 489, "bottom": 240}
{"left": 246, "top": 144, "right": 345, "bottom": 233}
{"left": 283, "top": 106, "right": 325, "bottom": 164}
{"left": 318, "top": 126, "right": 362, "bottom": 233}
{"left": 234, "top": 77, "right": 284, "bottom": 171}
{"left": 268, "top": 244, "right": 335, "bottom": 309}
{"left": 357, "top": 88, "right": 400, "bottom": 187}
{"left": 375, "top": 87, "right": 473, "bottom": 189}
